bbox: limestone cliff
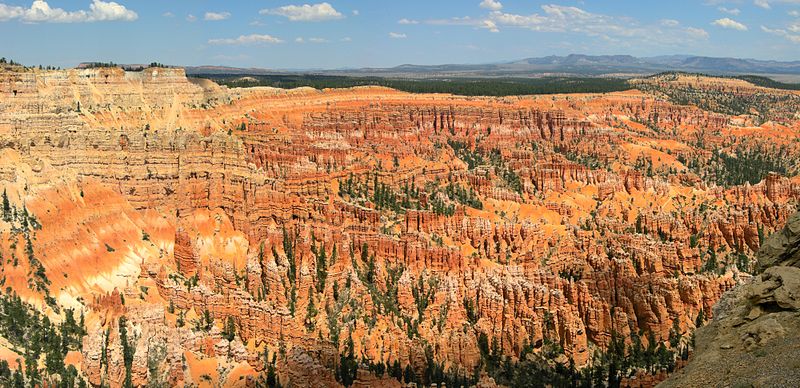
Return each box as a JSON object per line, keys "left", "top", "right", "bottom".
{"left": 659, "top": 212, "right": 800, "bottom": 387}
{"left": 0, "top": 66, "right": 798, "bottom": 387}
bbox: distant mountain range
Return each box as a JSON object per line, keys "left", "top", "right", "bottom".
{"left": 183, "top": 54, "right": 800, "bottom": 79}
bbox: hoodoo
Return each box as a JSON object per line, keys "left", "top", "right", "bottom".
{"left": 1, "top": 62, "right": 798, "bottom": 387}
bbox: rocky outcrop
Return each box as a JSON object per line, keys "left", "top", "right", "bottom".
{"left": 756, "top": 211, "right": 800, "bottom": 270}
{"left": 659, "top": 212, "right": 800, "bottom": 387}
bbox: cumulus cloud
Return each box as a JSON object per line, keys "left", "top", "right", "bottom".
{"left": 208, "top": 34, "right": 283, "bottom": 45}
{"left": 295, "top": 37, "right": 328, "bottom": 43}
{"left": 686, "top": 27, "right": 710, "bottom": 39}
{"left": 427, "top": 4, "right": 709, "bottom": 47}
{"left": 755, "top": 0, "right": 800, "bottom": 9}
{"left": 660, "top": 19, "right": 680, "bottom": 27}
{"left": 398, "top": 18, "right": 418, "bottom": 24}
{"left": 186, "top": 14, "right": 196, "bottom": 22}
{"left": 712, "top": 17, "right": 748, "bottom": 30}
{"left": 482, "top": 19, "right": 499, "bottom": 32}
{"left": 718, "top": 7, "right": 741, "bottom": 15}
{"left": 755, "top": 0, "right": 771, "bottom": 9}
{"left": 388, "top": 32, "right": 407, "bottom": 38}
{"left": 204, "top": 11, "right": 230, "bottom": 21}
{"left": 762, "top": 25, "right": 800, "bottom": 42}
{"left": 162, "top": 11, "right": 174, "bottom": 18}
{"left": 479, "top": 0, "right": 503, "bottom": 11}
{"left": 790, "top": 10, "right": 800, "bottom": 16}
{"left": 0, "top": 0, "right": 137, "bottom": 23}
{"left": 260, "top": 2, "right": 343, "bottom": 22}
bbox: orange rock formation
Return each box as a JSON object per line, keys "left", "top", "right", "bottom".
{"left": 0, "top": 67, "right": 797, "bottom": 387}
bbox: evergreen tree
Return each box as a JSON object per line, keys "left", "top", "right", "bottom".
{"left": 404, "top": 364, "right": 416, "bottom": 384}
{"left": 2, "top": 189, "right": 9, "bottom": 222}
{"left": 119, "top": 316, "right": 135, "bottom": 388}
{"left": 223, "top": 316, "right": 236, "bottom": 342}
{"left": 315, "top": 244, "right": 327, "bottom": 293}
{"left": 695, "top": 309, "right": 705, "bottom": 328}
{"left": 336, "top": 335, "right": 358, "bottom": 387}
{"left": 11, "top": 360, "right": 23, "bottom": 388}
{"left": 669, "top": 318, "right": 682, "bottom": 348}
{"left": 304, "top": 287, "right": 318, "bottom": 331}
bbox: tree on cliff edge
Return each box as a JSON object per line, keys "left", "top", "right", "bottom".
{"left": 336, "top": 334, "right": 358, "bottom": 387}
{"left": 2, "top": 189, "right": 9, "bottom": 222}
{"left": 119, "top": 316, "right": 135, "bottom": 388}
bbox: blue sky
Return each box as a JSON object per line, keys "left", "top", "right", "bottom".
{"left": 1, "top": 0, "right": 799, "bottom": 69}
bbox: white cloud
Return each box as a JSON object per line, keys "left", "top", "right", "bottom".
{"left": 467, "top": 5, "right": 634, "bottom": 37}
{"left": 0, "top": 4, "right": 25, "bottom": 20}
{"left": 352, "top": 10, "right": 359, "bottom": 16}
{"left": 718, "top": 7, "right": 741, "bottom": 15}
{"left": 712, "top": 17, "right": 748, "bottom": 30}
{"left": 660, "top": 19, "right": 680, "bottom": 27}
{"left": 756, "top": 0, "right": 800, "bottom": 9}
{"left": 479, "top": 0, "right": 503, "bottom": 11}
{"left": 427, "top": 16, "right": 478, "bottom": 27}
{"left": 81, "top": 0, "right": 136, "bottom": 21}
{"left": 186, "top": 14, "right": 196, "bottom": 22}
{"left": 762, "top": 25, "right": 800, "bottom": 42}
{"left": 204, "top": 11, "right": 230, "bottom": 21}
{"left": 389, "top": 32, "right": 407, "bottom": 38}
{"left": 340, "top": 37, "right": 352, "bottom": 42}
{"left": 260, "top": 2, "right": 343, "bottom": 22}
{"left": 296, "top": 37, "right": 328, "bottom": 43}
{"left": 209, "top": 34, "right": 283, "bottom": 45}
{"left": 686, "top": 27, "right": 710, "bottom": 39}
{"left": 428, "top": 4, "right": 710, "bottom": 47}
{"left": 0, "top": 0, "right": 137, "bottom": 23}
{"left": 482, "top": 19, "right": 499, "bottom": 32}
{"left": 398, "top": 18, "right": 419, "bottom": 24}
{"left": 162, "top": 11, "right": 174, "bottom": 18}
{"left": 790, "top": 10, "right": 800, "bottom": 16}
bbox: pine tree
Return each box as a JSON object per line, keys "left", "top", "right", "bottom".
{"left": 11, "top": 360, "right": 23, "bottom": 388}
{"left": 120, "top": 316, "right": 135, "bottom": 388}
{"left": 315, "top": 244, "right": 327, "bottom": 293}
{"left": 669, "top": 318, "right": 681, "bottom": 348}
{"left": 223, "top": 316, "right": 236, "bottom": 342}
{"left": 305, "top": 287, "right": 318, "bottom": 331}
{"left": 1, "top": 189, "right": 9, "bottom": 222}
{"left": 336, "top": 334, "right": 358, "bottom": 387}
{"left": 404, "top": 364, "right": 416, "bottom": 384}
{"left": 265, "top": 349, "right": 280, "bottom": 388}
{"left": 332, "top": 280, "right": 339, "bottom": 302}
{"left": 695, "top": 309, "right": 705, "bottom": 328}
{"left": 330, "top": 244, "right": 338, "bottom": 265}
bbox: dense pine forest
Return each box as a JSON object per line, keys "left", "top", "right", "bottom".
{"left": 196, "top": 74, "right": 632, "bottom": 96}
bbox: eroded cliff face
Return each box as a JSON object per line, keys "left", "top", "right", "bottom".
{"left": 0, "top": 67, "right": 798, "bottom": 387}
{"left": 659, "top": 212, "right": 800, "bottom": 387}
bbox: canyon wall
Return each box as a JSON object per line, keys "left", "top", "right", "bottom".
{"left": 0, "top": 67, "right": 798, "bottom": 386}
